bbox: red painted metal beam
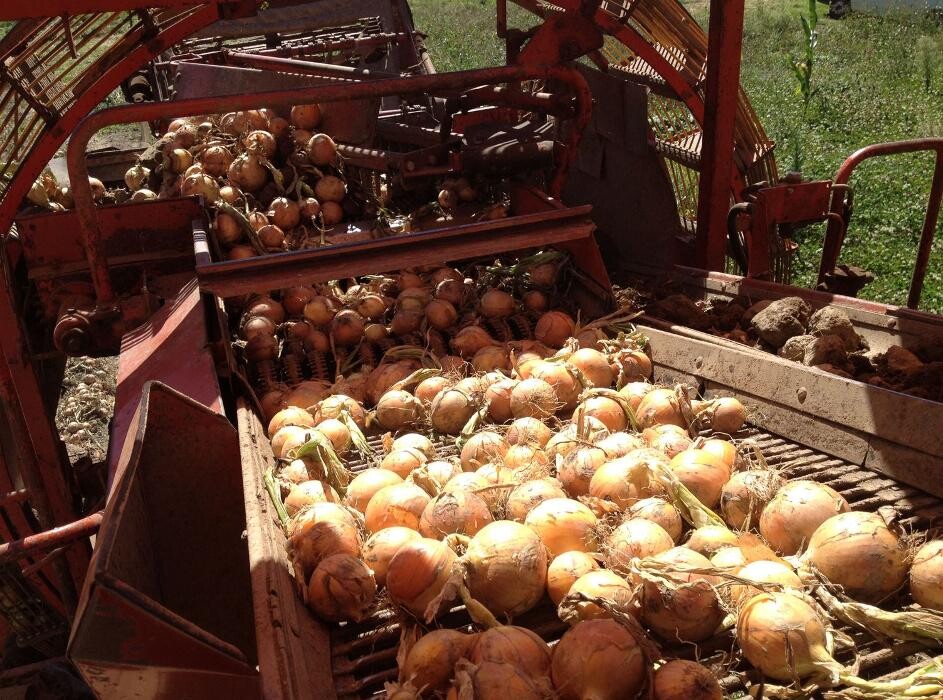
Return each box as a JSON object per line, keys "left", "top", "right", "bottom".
{"left": 695, "top": 0, "right": 746, "bottom": 270}
{"left": 0, "top": 1, "right": 237, "bottom": 21}
{"left": 0, "top": 513, "right": 102, "bottom": 568}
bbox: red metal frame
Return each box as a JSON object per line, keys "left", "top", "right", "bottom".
{"left": 818, "top": 138, "right": 943, "bottom": 309}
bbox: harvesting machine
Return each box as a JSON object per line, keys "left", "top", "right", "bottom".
{"left": 0, "top": 0, "right": 940, "bottom": 697}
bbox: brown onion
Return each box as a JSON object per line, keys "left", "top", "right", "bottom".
{"left": 510, "top": 377, "right": 558, "bottom": 419}
{"left": 637, "top": 388, "right": 687, "bottom": 429}
{"left": 720, "top": 469, "right": 785, "bottom": 530}
{"left": 652, "top": 660, "right": 722, "bottom": 700}
{"left": 228, "top": 153, "right": 267, "bottom": 191}
{"left": 627, "top": 497, "right": 684, "bottom": 543}
{"left": 505, "top": 479, "right": 566, "bottom": 521}
{"left": 644, "top": 424, "right": 693, "bottom": 458}
{"left": 244, "top": 129, "right": 276, "bottom": 158}
{"left": 525, "top": 498, "right": 597, "bottom": 557}
{"left": 565, "top": 569, "right": 638, "bottom": 621}
{"left": 470, "top": 626, "right": 551, "bottom": 675}
{"left": 307, "top": 553, "right": 376, "bottom": 622}
{"left": 547, "top": 551, "right": 600, "bottom": 605}
{"left": 306, "top": 133, "right": 337, "bottom": 166}
{"left": 551, "top": 619, "right": 646, "bottom": 700}
{"left": 380, "top": 449, "right": 427, "bottom": 479}
{"left": 465, "top": 520, "right": 548, "bottom": 617}
{"left": 361, "top": 526, "right": 422, "bottom": 587}
{"left": 331, "top": 309, "right": 365, "bottom": 346}
{"left": 558, "top": 446, "right": 608, "bottom": 497}
{"left": 911, "top": 540, "right": 943, "bottom": 611}
{"left": 606, "top": 519, "right": 674, "bottom": 575}
{"left": 568, "top": 348, "right": 614, "bottom": 388}
{"left": 669, "top": 449, "right": 732, "bottom": 508}
{"left": 450, "top": 326, "right": 496, "bottom": 358}
{"left": 535, "top": 311, "right": 575, "bottom": 348}
{"left": 364, "top": 482, "right": 431, "bottom": 533}
{"left": 460, "top": 431, "right": 509, "bottom": 472}
{"left": 345, "top": 469, "right": 403, "bottom": 513}
{"left": 759, "top": 480, "right": 849, "bottom": 555}
{"left": 619, "top": 381, "right": 655, "bottom": 411}
{"left": 729, "top": 560, "right": 802, "bottom": 605}
{"left": 290, "top": 104, "right": 321, "bottom": 129}
{"left": 684, "top": 526, "right": 739, "bottom": 557}
{"left": 315, "top": 175, "right": 346, "bottom": 203}
{"left": 258, "top": 224, "right": 285, "bottom": 250}
{"left": 573, "top": 396, "right": 627, "bottom": 433}
{"left": 386, "top": 537, "right": 457, "bottom": 619}
{"left": 430, "top": 387, "right": 477, "bottom": 435}
{"left": 284, "top": 479, "right": 340, "bottom": 515}
{"left": 480, "top": 289, "right": 516, "bottom": 318}
{"left": 401, "top": 629, "right": 477, "bottom": 694}
{"left": 420, "top": 490, "right": 493, "bottom": 538}
{"left": 375, "top": 390, "right": 423, "bottom": 430}
{"left": 640, "top": 547, "right": 724, "bottom": 642}
{"left": 268, "top": 197, "right": 301, "bottom": 229}
{"left": 287, "top": 503, "right": 360, "bottom": 579}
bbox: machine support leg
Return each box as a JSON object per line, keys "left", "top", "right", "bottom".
{"left": 696, "top": 0, "right": 746, "bottom": 271}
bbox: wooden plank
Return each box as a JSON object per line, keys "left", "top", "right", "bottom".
{"left": 237, "top": 401, "right": 335, "bottom": 700}
{"left": 642, "top": 324, "right": 943, "bottom": 459}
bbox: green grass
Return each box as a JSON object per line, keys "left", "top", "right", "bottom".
{"left": 409, "top": 0, "right": 943, "bottom": 312}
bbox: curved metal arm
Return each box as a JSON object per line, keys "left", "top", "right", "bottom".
{"left": 818, "top": 138, "right": 943, "bottom": 309}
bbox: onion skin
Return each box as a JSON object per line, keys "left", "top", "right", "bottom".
{"left": 506, "top": 417, "right": 552, "bottom": 447}
{"left": 465, "top": 520, "right": 548, "bottom": 617}
{"left": 568, "top": 348, "right": 614, "bottom": 388}
{"left": 729, "top": 560, "right": 802, "bottom": 605}
{"left": 460, "top": 431, "right": 509, "bottom": 472}
{"left": 551, "top": 619, "right": 646, "bottom": 700}
{"left": 510, "top": 377, "right": 558, "bottom": 419}
{"left": 506, "top": 479, "right": 567, "bottom": 521}
{"left": 558, "top": 446, "right": 608, "bottom": 497}
{"left": 361, "top": 526, "right": 421, "bottom": 587}
{"left": 430, "top": 388, "right": 477, "bottom": 435}
{"left": 284, "top": 480, "right": 340, "bottom": 515}
{"left": 803, "top": 510, "right": 908, "bottom": 603}
{"left": 759, "top": 480, "right": 849, "bottom": 555}
{"left": 588, "top": 451, "right": 663, "bottom": 508}
{"left": 470, "top": 626, "right": 551, "bottom": 676}
{"left": 595, "top": 431, "right": 645, "bottom": 459}
{"left": 453, "top": 660, "right": 551, "bottom": 700}
{"left": 375, "top": 390, "right": 423, "bottom": 431}
{"left": 419, "top": 490, "right": 493, "bottom": 538}
{"left": 525, "top": 498, "right": 598, "bottom": 557}
{"left": 307, "top": 554, "right": 376, "bottom": 623}
{"left": 268, "top": 406, "right": 314, "bottom": 436}
{"left": 573, "top": 396, "right": 627, "bottom": 433}
{"left": 547, "top": 551, "right": 600, "bottom": 605}
{"left": 606, "top": 519, "right": 674, "bottom": 575}
{"left": 911, "top": 540, "right": 943, "bottom": 611}
{"left": 565, "top": 569, "right": 638, "bottom": 621}
{"left": 643, "top": 424, "right": 693, "bottom": 458}
{"left": 669, "top": 449, "right": 731, "bottom": 509}
{"left": 535, "top": 311, "right": 575, "bottom": 348}
{"left": 288, "top": 513, "right": 361, "bottom": 580}
{"left": 628, "top": 497, "right": 684, "bottom": 543}
{"left": 640, "top": 547, "right": 724, "bottom": 642}
{"left": 364, "top": 482, "right": 431, "bottom": 533}
{"left": 737, "top": 592, "right": 836, "bottom": 681}
{"left": 391, "top": 433, "right": 436, "bottom": 460}
{"left": 684, "top": 526, "right": 739, "bottom": 558}
{"left": 637, "top": 388, "right": 686, "bottom": 429}
{"left": 484, "top": 378, "right": 518, "bottom": 423}
{"left": 652, "top": 660, "right": 722, "bottom": 700}
{"left": 720, "top": 469, "right": 785, "bottom": 530}
{"left": 380, "top": 449, "right": 427, "bottom": 479}
{"left": 401, "top": 629, "right": 477, "bottom": 694}
{"left": 386, "top": 537, "right": 457, "bottom": 619}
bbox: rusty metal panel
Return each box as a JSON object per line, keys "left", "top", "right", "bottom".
{"left": 238, "top": 401, "right": 335, "bottom": 700}
{"left": 109, "top": 279, "right": 223, "bottom": 489}
{"left": 70, "top": 382, "right": 257, "bottom": 697}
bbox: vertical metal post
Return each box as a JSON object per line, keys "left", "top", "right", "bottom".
{"left": 908, "top": 150, "right": 943, "bottom": 309}
{"left": 695, "top": 0, "right": 746, "bottom": 270}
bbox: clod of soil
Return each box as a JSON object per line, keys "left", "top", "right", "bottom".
{"left": 707, "top": 299, "right": 747, "bottom": 332}
{"left": 878, "top": 345, "right": 923, "bottom": 378}
{"left": 779, "top": 334, "right": 815, "bottom": 362}
{"left": 808, "top": 306, "right": 862, "bottom": 352}
{"left": 648, "top": 294, "right": 712, "bottom": 331}
{"left": 814, "top": 363, "right": 853, "bottom": 379}
{"left": 742, "top": 299, "right": 773, "bottom": 325}
{"left": 803, "top": 335, "right": 848, "bottom": 367}
{"left": 749, "top": 297, "right": 811, "bottom": 348}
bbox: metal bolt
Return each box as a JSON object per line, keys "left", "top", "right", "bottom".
{"left": 694, "top": 356, "right": 703, "bottom": 369}
{"left": 797, "top": 387, "right": 808, "bottom": 403}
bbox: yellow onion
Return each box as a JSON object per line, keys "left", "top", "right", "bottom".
{"left": 131, "top": 188, "right": 156, "bottom": 202}
{"left": 558, "top": 446, "right": 608, "bottom": 497}
{"left": 803, "top": 510, "right": 907, "bottom": 603}
{"left": 267, "top": 405, "right": 314, "bottom": 436}
{"left": 380, "top": 449, "right": 427, "bottom": 479}
{"left": 720, "top": 469, "right": 785, "bottom": 530}
{"left": 322, "top": 201, "right": 343, "bottom": 225}
{"left": 270, "top": 425, "right": 310, "bottom": 459}
{"left": 243, "top": 129, "right": 276, "bottom": 158}
{"left": 612, "top": 349, "right": 653, "bottom": 383}
{"left": 595, "top": 431, "right": 645, "bottom": 459}
{"left": 619, "top": 381, "right": 655, "bottom": 411}
{"left": 361, "top": 526, "right": 421, "bottom": 587}
{"left": 268, "top": 197, "right": 301, "bottom": 229}
{"left": 306, "top": 133, "right": 337, "bottom": 166}
{"left": 529, "top": 361, "right": 581, "bottom": 411}
{"left": 652, "top": 660, "right": 722, "bottom": 700}
{"left": 606, "top": 519, "right": 674, "bottom": 575}
{"left": 684, "top": 526, "right": 739, "bottom": 558}
{"left": 284, "top": 480, "right": 340, "bottom": 515}
{"left": 312, "top": 394, "right": 366, "bottom": 429}
{"left": 637, "top": 388, "right": 686, "bottom": 429}
{"left": 290, "top": 104, "right": 321, "bottom": 129}
{"left": 315, "top": 175, "right": 346, "bottom": 202}
{"left": 628, "top": 497, "right": 683, "bottom": 543}
{"left": 483, "top": 378, "right": 517, "bottom": 423}
{"left": 643, "top": 424, "right": 693, "bottom": 457}
{"left": 759, "top": 480, "right": 849, "bottom": 555}
{"left": 364, "top": 482, "right": 431, "bottom": 533}
{"left": 451, "top": 326, "right": 496, "bottom": 358}
{"left": 124, "top": 163, "right": 149, "bottom": 190}
{"left": 287, "top": 503, "right": 361, "bottom": 579}
{"left": 568, "top": 348, "right": 614, "bottom": 388}
{"left": 736, "top": 592, "right": 837, "bottom": 681}
{"left": 281, "top": 459, "right": 311, "bottom": 485}
{"left": 356, "top": 293, "right": 388, "bottom": 321}
{"left": 588, "top": 449, "right": 665, "bottom": 507}
{"left": 259, "top": 388, "right": 286, "bottom": 422}
{"left": 911, "top": 540, "right": 943, "bottom": 611}
{"left": 281, "top": 286, "right": 314, "bottom": 317}
{"left": 471, "top": 345, "right": 510, "bottom": 373}
{"left": 729, "top": 560, "right": 802, "bottom": 605}
{"left": 501, "top": 444, "right": 550, "bottom": 478}
{"left": 525, "top": 498, "right": 597, "bottom": 557}
{"left": 331, "top": 309, "right": 365, "bottom": 346}
{"left": 258, "top": 224, "right": 285, "bottom": 250}
{"left": 444, "top": 472, "right": 490, "bottom": 497}
{"left": 307, "top": 553, "right": 376, "bottom": 622}
{"left": 565, "top": 569, "right": 638, "bottom": 621}
{"left": 465, "top": 520, "right": 548, "bottom": 617}
{"left": 386, "top": 537, "right": 457, "bottom": 619}
{"left": 669, "top": 449, "right": 731, "bottom": 508}
{"left": 391, "top": 433, "right": 436, "bottom": 460}
{"left": 285, "top": 380, "right": 332, "bottom": 411}
{"left": 218, "top": 184, "right": 242, "bottom": 204}
{"left": 419, "top": 490, "right": 493, "bottom": 538}
{"left": 506, "top": 417, "right": 552, "bottom": 447}
{"left": 452, "top": 660, "right": 550, "bottom": 700}
{"left": 460, "top": 432, "right": 509, "bottom": 472}
{"left": 375, "top": 390, "right": 423, "bottom": 430}
{"left": 551, "top": 619, "right": 647, "bottom": 700}
{"left": 480, "top": 289, "right": 516, "bottom": 318}
{"left": 702, "top": 396, "right": 747, "bottom": 434}
{"left": 201, "top": 145, "right": 233, "bottom": 176}
{"left": 523, "top": 289, "right": 549, "bottom": 313}
{"left": 424, "top": 299, "right": 457, "bottom": 330}
{"left": 547, "top": 551, "right": 600, "bottom": 605}
{"left": 366, "top": 360, "right": 420, "bottom": 405}
{"left": 430, "top": 387, "right": 477, "bottom": 435}
{"left": 640, "top": 547, "right": 724, "bottom": 642}
{"left": 401, "top": 630, "right": 478, "bottom": 694}
{"left": 573, "top": 396, "right": 627, "bottom": 433}
{"left": 346, "top": 469, "right": 403, "bottom": 513}
{"left": 510, "top": 378, "right": 558, "bottom": 419}
{"left": 535, "top": 311, "right": 575, "bottom": 348}
{"left": 227, "top": 153, "right": 267, "bottom": 191}
{"left": 169, "top": 148, "right": 193, "bottom": 174}
{"left": 470, "top": 626, "right": 551, "bottom": 675}
{"left": 435, "top": 277, "right": 466, "bottom": 306}
{"left": 506, "top": 479, "right": 567, "bottom": 521}
{"left": 248, "top": 210, "right": 269, "bottom": 232}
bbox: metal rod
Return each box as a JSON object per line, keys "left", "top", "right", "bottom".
{"left": 224, "top": 51, "right": 403, "bottom": 81}
{"left": 67, "top": 63, "right": 592, "bottom": 306}
{"left": 695, "top": 0, "right": 746, "bottom": 271}
{"left": 0, "top": 512, "right": 102, "bottom": 567}
{"left": 909, "top": 150, "right": 943, "bottom": 309}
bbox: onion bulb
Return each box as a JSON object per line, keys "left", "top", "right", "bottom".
{"left": 124, "top": 163, "right": 149, "bottom": 190}
{"left": 345, "top": 469, "right": 403, "bottom": 513}
{"left": 267, "top": 405, "right": 314, "bottom": 436}
{"left": 268, "top": 197, "right": 301, "bottom": 229}
{"left": 529, "top": 361, "right": 581, "bottom": 411}
{"left": 312, "top": 394, "right": 366, "bottom": 429}
{"left": 386, "top": 537, "right": 457, "bottom": 619}
{"left": 565, "top": 569, "right": 637, "bottom": 621}
{"left": 380, "top": 449, "right": 427, "bottom": 479}
{"left": 558, "top": 446, "right": 608, "bottom": 497}
{"left": 736, "top": 592, "right": 837, "bottom": 681}
{"left": 627, "top": 497, "right": 684, "bottom": 543}
{"left": 702, "top": 396, "right": 747, "bottom": 434}
{"left": 401, "top": 629, "right": 477, "bottom": 694}
{"left": 429, "top": 387, "right": 477, "bottom": 435}
{"left": 465, "top": 520, "right": 548, "bottom": 617}
{"left": 911, "top": 540, "right": 943, "bottom": 611}
{"left": 450, "top": 326, "right": 496, "bottom": 358}
{"left": 506, "top": 479, "right": 567, "bottom": 521}
{"left": 525, "top": 498, "right": 597, "bottom": 557}
{"left": 303, "top": 295, "right": 338, "bottom": 327}
{"left": 484, "top": 378, "right": 518, "bottom": 423}
{"left": 652, "top": 660, "right": 722, "bottom": 700}
{"left": 640, "top": 547, "right": 724, "bottom": 642}
{"left": 257, "top": 224, "right": 284, "bottom": 250}
{"left": 470, "top": 626, "right": 551, "bottom": 675}
{"left": 684, "top": 526, "right": 739, "bottom": 558}
{"left": 759, "top": 480, "right": 849, "bottom": 555}
{"left": 331, "top": 309, "right": 365, "bottom": 346}
{"left": 227, "top": 153, "right": 267, "bottom": 192}
{"left": 729, "top": 560, "right": 802, "bottom": 606}
{"left": 619, "top": 382, "right": 655, "bottom": 411}
{"left": 535, "top": 311, "right": 575, "bottom": 348}
{"left": 606, "top": 519, "right": 674, "bottom": 575}
{"left": 547, "top": 551, "right": 600, "bottom": 605}
{"left": 287, "top": 503, "right": 360, "bottom": 579}
{"left": 284, "top": 480, "right": 340, "bottom": 515}
{"left": 243, "top": 129, "right": 276, "bottom": 158}
{"left": 595, "top": 431, "right": 645, "bottom": 459}
{"left": 460, "top": 432, "right": 509, "bottom": 472}
{"left": 452, "top": 660, "right": 550, "bottom": 699}
{"left": 361, "top": 526, "right": 421, "bottom": 587}
{"left": 364, "top": 482, "right": 431, "bottom": 533}
{"left": 669, "top": 449, "right": 731, "bottom": 508}
{"left": 471, "top": 345, "right": 510, "bottom": 373}
{"left": 216, "top": 211, "right": 243, "bottom": 246}
{"left": 720, "top": 469, "right": 785, "bottom": 530}
{"left": 803, "top": 510, "right": 907, "bottom": 603}
{"left": 637, "top": 388, "right": 687, "bottom": 429}
{"left": 510, "top": 378, "right": 558, "bottom": 419}
{"left": 573, "top": 396, "right": 626, "bottom": 433}
{"left": 587, "top": 450, "right": 664, "bottom": 508}
{"left": 290, "top": 104, "right": 321, "bottom": 129}
{"left": 551, "top": 619, "right": 646, "bottom": 700}
{"left": 506, "top": 417, "right": 552, "bottom": 447}
{"left": 644, "top": 424, "right": 693, "bottom": 458}
{"left": 201, "top": 145, "right": 233, "bottom": 177}
{"left": 315, "top": 175, "right": 346, "bottom": 202}
{"left": 375, "top": 390, "right": 423, "bottom": 430}
{"left": 424, "top": 299, "right": 458, "bottom": 330}
{"left": 306, "top": 133, "right": 337, "bottom": 166}
{"left": 612, "top": 350, "right": 653, "bottom": 383}
{"left": 391, "top": 433, "right": 436, "bottom": 460}
{"left": 307, "top": 553, "right": 375, "bottom": 622}
{"left": 522, "top": 290, "right": 549, "bottom": 313}
{"left": 480, "top": 289, "right": 516, "bottom": 318}
{"left": 420, "top": 490, "right": 493, "bottom": 538}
